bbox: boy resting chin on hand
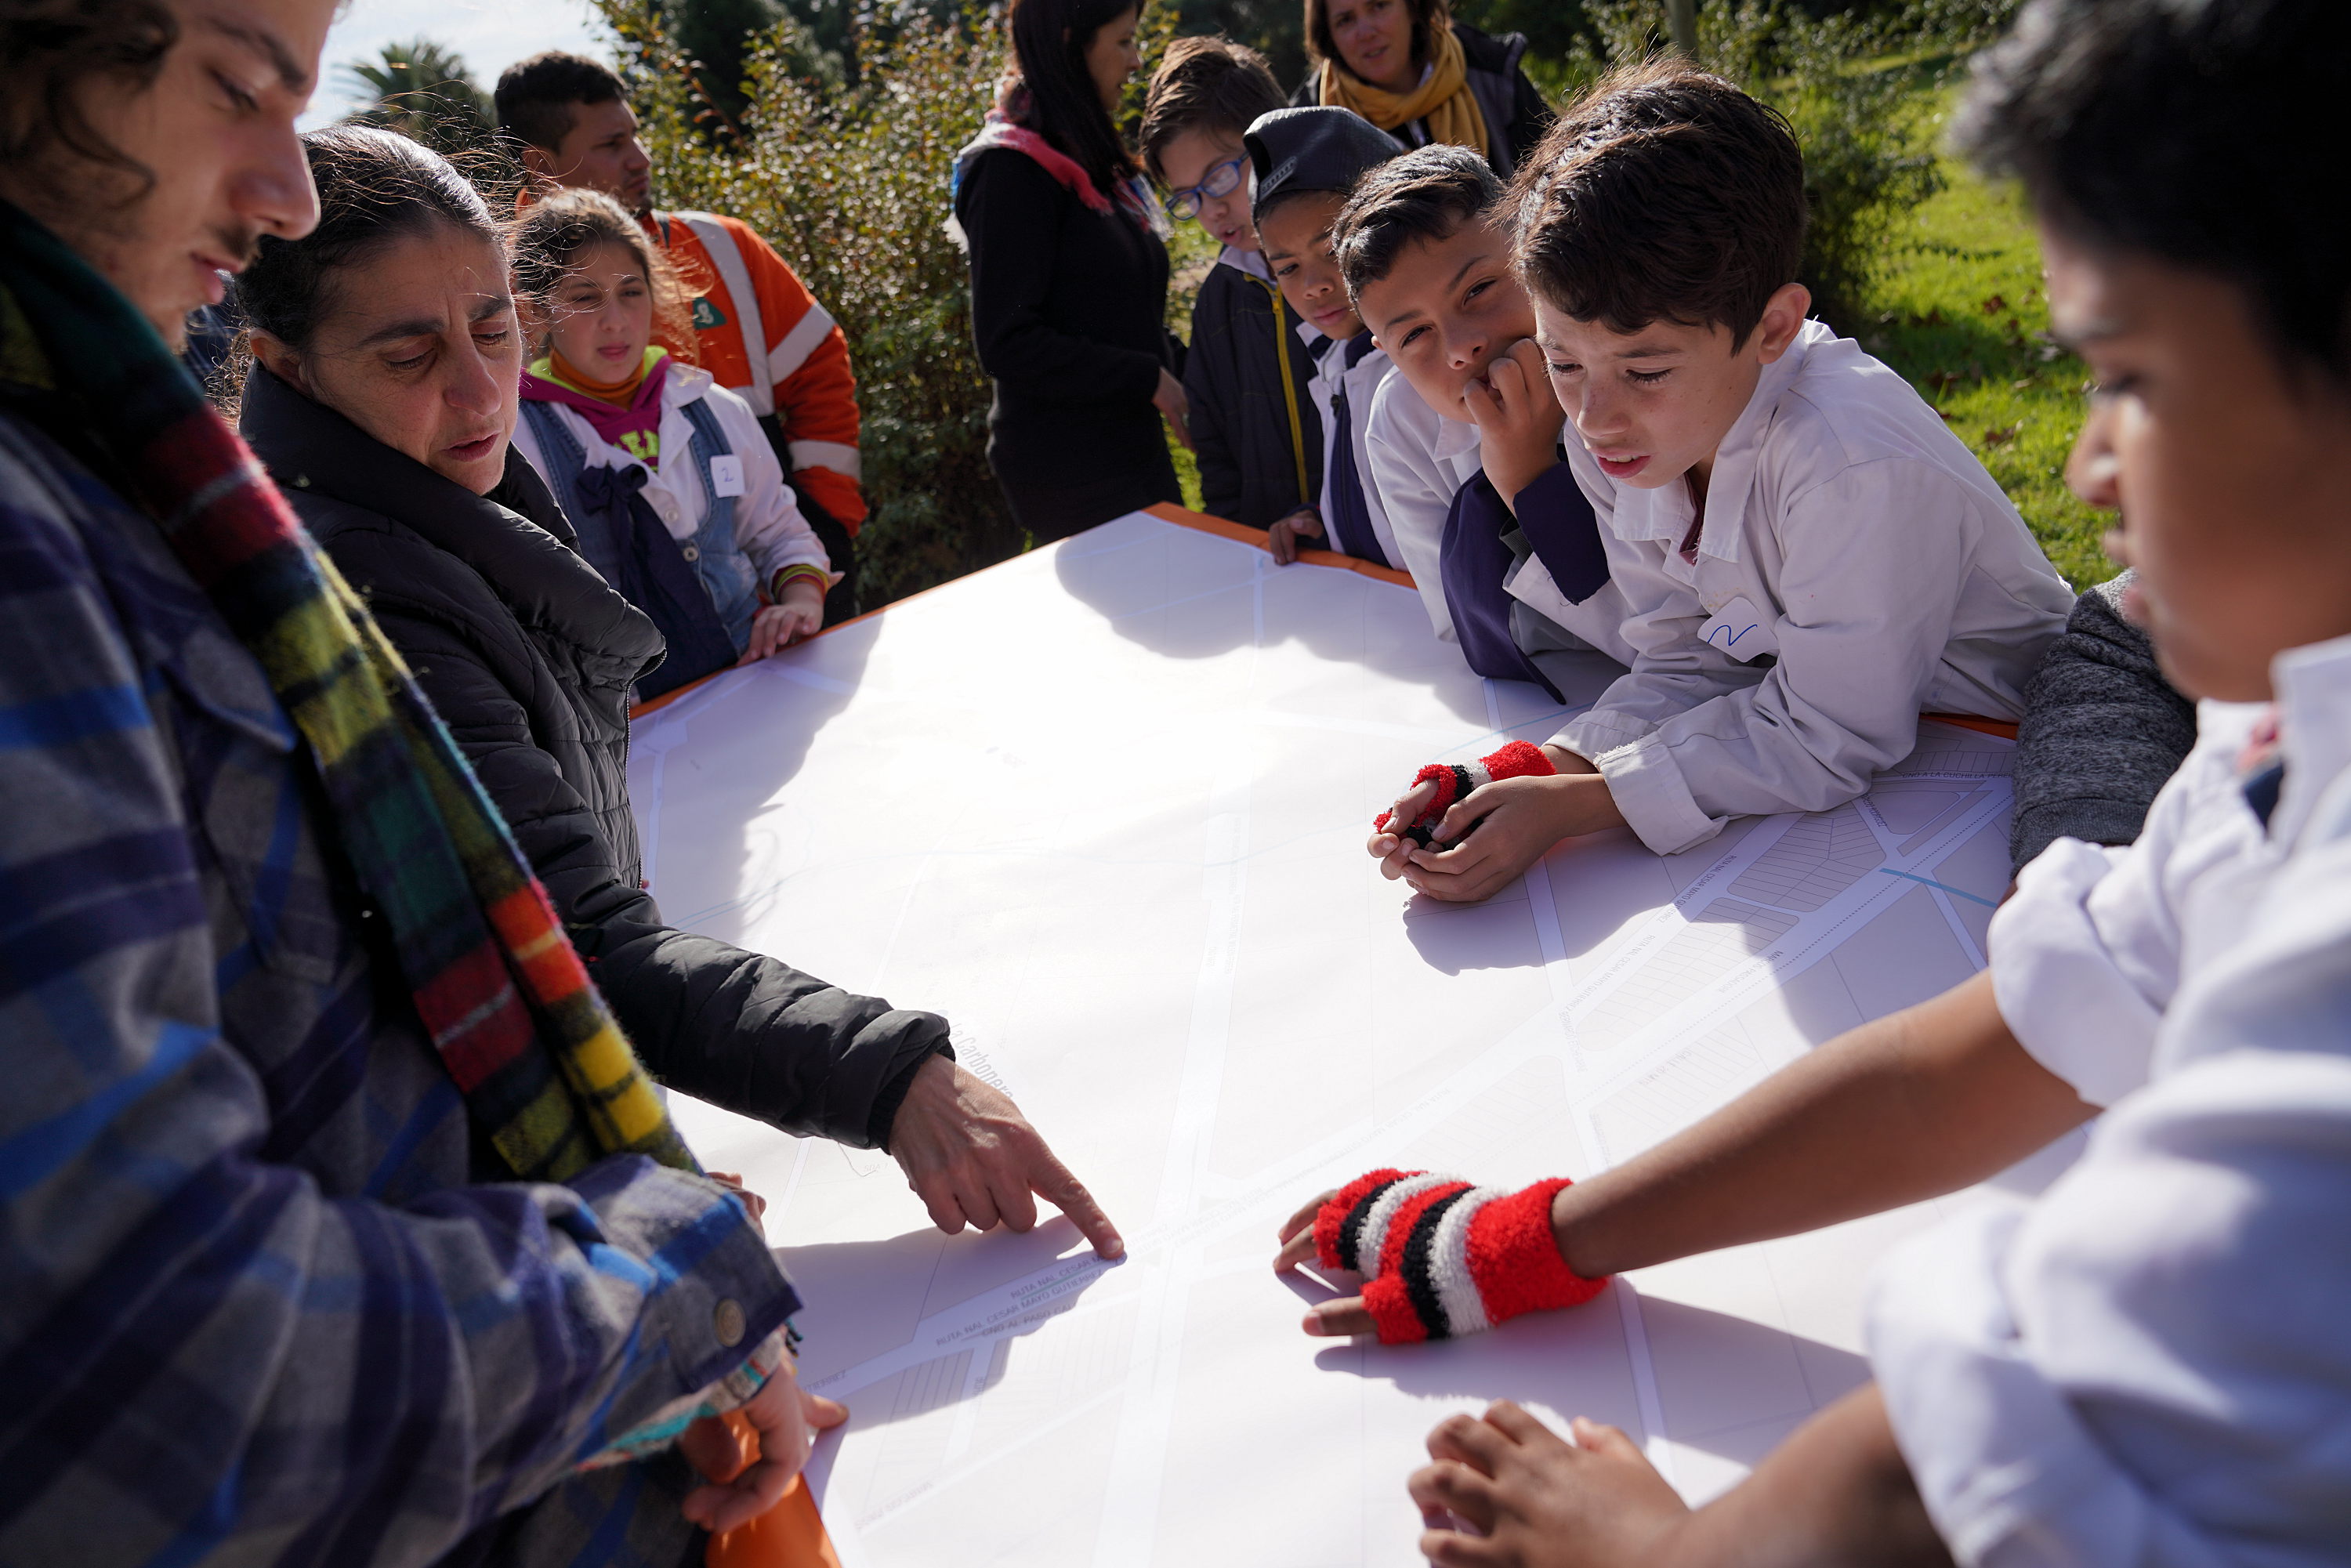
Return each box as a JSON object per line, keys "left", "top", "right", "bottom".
{"left": 1346, "top": 147, "right": 1642, "bottom": 722}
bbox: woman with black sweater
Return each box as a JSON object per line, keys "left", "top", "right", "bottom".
{"left": 237, "top": 127, "right": 1123, "bottom": 1270}
{"left": 953, "top": 0, "right": 1188, "bottom": 541}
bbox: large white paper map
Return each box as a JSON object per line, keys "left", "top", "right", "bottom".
{"left": 634, "top": 513, "right": 2034, "bottom": 1566}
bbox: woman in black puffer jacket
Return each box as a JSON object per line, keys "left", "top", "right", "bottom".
{"left": 245, "top": 360, "right": 947, "bottom": 1146}
{"left": 226, "top": 129, "right": 1125, "bottom": 1263}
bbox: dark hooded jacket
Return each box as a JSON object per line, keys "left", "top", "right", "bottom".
{"left": 1184, "top": 257, "right": 1324, "bottom": 528}
{"left": 241, "top": 365, "right": 949, "bottom": 1148}
{"left": 1290, "top": 22, "right": 1554, "bottom": 179}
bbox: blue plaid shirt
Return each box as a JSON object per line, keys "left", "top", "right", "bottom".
{"left": 0, "top": 404, "right": 798, "bottom": 1566}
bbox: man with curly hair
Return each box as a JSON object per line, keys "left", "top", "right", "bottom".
{"left": 0, "top": 2, "right": 846, "bottom": 1559}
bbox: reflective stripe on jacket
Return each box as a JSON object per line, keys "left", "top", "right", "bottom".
{"left": 645, "top": 209, "right": 868, "bottom": 531}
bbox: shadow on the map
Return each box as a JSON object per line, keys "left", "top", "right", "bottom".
{"left": 774, "top": 1223, "right": 1123, "bottom": 1438}
{"left": 1398, "top": 895, "right": 1552, "bottom": 974}
{"left": 1397, "top": 835, "right": 1648, "bottom": 973}
{"left": 1311, "top": 1293, "right": 1872, "bottom": 1468}
{"left": 1050, "top": 526, "right": 1494, "bottom": 726}
{"left": 641, "top": 618, "right": 877, "bottom": 940}
{"left": 736, "top": 613, "right": 878, "bottom": 795}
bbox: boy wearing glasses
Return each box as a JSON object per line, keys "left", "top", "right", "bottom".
{"left": 1142, "top": 38, "right": 1324, "bottom": 531}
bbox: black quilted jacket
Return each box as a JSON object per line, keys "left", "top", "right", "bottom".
{"left": 242, "top": 365, "right": 949, "bottom": 1149}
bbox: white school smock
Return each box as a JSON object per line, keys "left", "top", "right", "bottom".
{"left": 1525, "top": 320, "right": 2074, "bottom": 856}
{"left": 1867, "top": 631, "right": 2351, "bottom": 1566}
{"left": 1302, "top": 333, "right": 1404, "bottom": 570}
{"left": 1362, "top": 370, "right": 1636, "bottom": 666}
{"left": 509, "top": 362, "right": 830, "bottom": 591}
{"left": 1989, "top": 699, "right": 2276, "bottom": 1108}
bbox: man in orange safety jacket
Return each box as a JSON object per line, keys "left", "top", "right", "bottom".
{"left": 498, "top": 50, "right": 867, "bottom": 623}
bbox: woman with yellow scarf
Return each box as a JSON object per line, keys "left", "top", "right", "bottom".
{"left": 1293, "top": 0, "right": 1553, "bottom": 178}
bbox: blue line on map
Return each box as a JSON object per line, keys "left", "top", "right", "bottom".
{"left": 1878, "top": 868, "right": 1999, "bottom": 908}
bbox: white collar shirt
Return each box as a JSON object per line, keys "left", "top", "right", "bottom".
{"left": 1215, "top": 244, "right": 1273, "bottom": 284}
{"left": 1532, "top": 321, "right": 2074, "bottom": 854}
{"left": 1364, "top": 368, "right": 1479, "bottom": 643}
{"left": 1988, "top": 699, "right": 2276, "bottom": 1108}
{"left": 1303, "top": 336, "right": 1403, "bottom": 570}
{"left": 1869, "top": 631, "right": 2351, "bottom": 1566}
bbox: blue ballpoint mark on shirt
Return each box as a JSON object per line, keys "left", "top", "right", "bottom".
{"left": 1705, "top": 621, "right": 1759, "bottom": 649}
{"left": 1878, "top": 868, "right": 2000, "bottom": 908}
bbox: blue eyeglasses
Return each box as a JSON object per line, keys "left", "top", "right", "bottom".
{"left": 1163, "top": 154, "right": 1248, "bottom": 220}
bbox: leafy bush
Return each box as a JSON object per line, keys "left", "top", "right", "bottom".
{"left": 1558, "top": 0, "right": 2017, "bottom": 333}
{"left": 601, "top": 0, "right": 1023, "bottom": 605}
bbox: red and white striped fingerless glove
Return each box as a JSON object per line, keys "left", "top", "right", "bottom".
{"left": 1312, "top": 1168, "right": 1608, "bottom": 1345}
{"left": 1374, "top": 741, "right": 1556, "bottom": 847}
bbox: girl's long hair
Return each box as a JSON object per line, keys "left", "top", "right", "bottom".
{"left": 1007, "top": 0, "right": 1139, "bottom": 197}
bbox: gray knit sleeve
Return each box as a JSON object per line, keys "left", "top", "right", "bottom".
{"left": 2009, "top": 570, "right": 2199, "bottom": 871}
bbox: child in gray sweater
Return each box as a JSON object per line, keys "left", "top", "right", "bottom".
{"left": 2008, "top": 568, "right": 2197, "bottom": 871}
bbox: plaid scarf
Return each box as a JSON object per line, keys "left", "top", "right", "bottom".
{"left": 0, "top": 199, "right": 694, "bottom": 1183}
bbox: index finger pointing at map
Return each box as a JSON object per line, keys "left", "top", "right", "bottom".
{"left": 1033, "top": 1149, "right": 1123, "bottom": 1258}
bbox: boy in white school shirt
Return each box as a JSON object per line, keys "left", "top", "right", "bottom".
{"left": 1370, "top": 67, "right": 2073, "bottom": 900}
{"left": 1344, "top": 146, "right": 1641, "bottom": 701}
{"left": 1272, "top": 3, "right": 2351, "bottom": 1561}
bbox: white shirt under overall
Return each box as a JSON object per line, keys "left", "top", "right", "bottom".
{"left": 1868, "top": 631, "right": 2351, "bottom": 1566}
{"left": 510, "top": 362, "right": 829, "bottom": 589}
{"left": 1522, "top": 320, "right": 2073, "bottom": 855}
{"left": 1362, "top": 370, "right": 1637, "bottom": 667}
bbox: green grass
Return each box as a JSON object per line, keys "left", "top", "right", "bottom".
{"left": 1857, "top": 98, "right": 2111, "bottom": 588}
{"left": 1165, "top": 209, "right": 1219, "bottom": 514}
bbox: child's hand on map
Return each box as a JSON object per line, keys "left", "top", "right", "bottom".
{"left": 1273, "top": 1171, "right": 1605, "bottom": 1342}
{"left": 1407, "top": 1401, "right": 1688, "bottom": 1568}
{"left": 1370, "top": 741, "right": 1560, "bottom": 867}
{"left": 1410, "top": 1386, "right": 1947, "bottom": 1568}
{"left": 1398, "top": 759, "right": 1624, "bottom": 903}
{"left": 1269, "top": 505, "right": 1326, "bottom": 566}
{"left": 1368, "top": 772, "right": 1445, "bottom": 876}
{"left": 887, "top": 1055, "right": 1125, "bottom": 1259}
{"left": 1273, "top": 1184, "right": 1378, "bottom": 1336}
{"left": 739, "top": 576, "right": 827, "bottom": 663}
{"left": 1370, "top": 744, "right": 1622, "bottom": 902}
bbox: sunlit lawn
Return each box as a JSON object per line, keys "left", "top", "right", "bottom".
{"left": 1859, "top": 95, "right": 2110, "bottom": 589}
